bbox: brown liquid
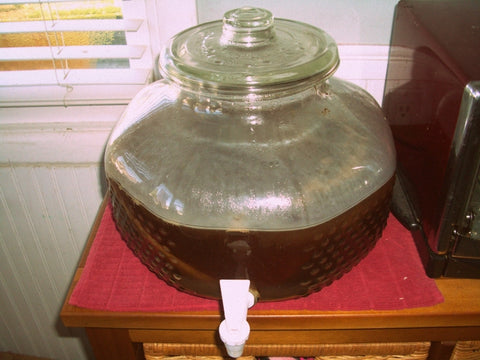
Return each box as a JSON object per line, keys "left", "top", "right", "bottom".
{"left": 109, "top": 176, "right": 394, "bottom": 301}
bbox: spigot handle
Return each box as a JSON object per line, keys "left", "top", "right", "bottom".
{"left": 219, "top": 279, "right": 255, "bottom": 358}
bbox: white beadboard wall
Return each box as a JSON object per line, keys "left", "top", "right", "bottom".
{"left": 0, "top": 106, "right": 123, "bottom": 360}
{"left": 0, "top": 165, "right": 103, "bottom": 359}
{"left": 0, "top": 45, "right": 389, "bottom": 360}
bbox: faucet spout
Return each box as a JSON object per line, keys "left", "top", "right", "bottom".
{"left": 219, "top": 279, "right": 255, "bottom": 358}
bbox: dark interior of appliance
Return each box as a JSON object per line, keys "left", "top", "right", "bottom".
{"left": 383, "top": 0, "right": 480, "bottom": 278}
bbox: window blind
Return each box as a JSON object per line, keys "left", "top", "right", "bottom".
{"left": 0, "top": 0, "right": 153, "bottom": 106}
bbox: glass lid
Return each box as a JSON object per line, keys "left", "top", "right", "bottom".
{"left": 159, "top": 7, "right": 340, "bottom": 90}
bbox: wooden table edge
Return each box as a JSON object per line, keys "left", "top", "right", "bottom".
{"left": 60, "top": 197, "right": 480, "bottom": 333}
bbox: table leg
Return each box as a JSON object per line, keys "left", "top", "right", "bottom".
{"left": 427, "top": 341, "right": 455, "bottom": 360}
{"left": 86, "top": 328, "right": 143, "bottom": 360}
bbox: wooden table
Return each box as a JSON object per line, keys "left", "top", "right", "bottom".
{"left": 61, "top": 201, "right": 480, "bottom": 360}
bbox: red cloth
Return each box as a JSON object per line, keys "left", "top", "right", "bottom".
{"left": 69, "top": 203, "right": 444, "bottom": 312}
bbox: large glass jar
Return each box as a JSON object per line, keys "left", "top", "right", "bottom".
{"left": 104, "top": 7, "right": 396, "bottom": 301}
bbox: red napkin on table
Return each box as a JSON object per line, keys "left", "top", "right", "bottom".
{"left": 69, "top": 203, "right": 444, "bottom": 312}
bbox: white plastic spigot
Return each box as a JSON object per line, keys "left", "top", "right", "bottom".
{"left": 219, "top": 279, "right": 255, "bottom": 358}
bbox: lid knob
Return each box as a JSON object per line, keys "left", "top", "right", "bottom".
{"left": 221, "top": 7, "right": 275, "bottom": 48}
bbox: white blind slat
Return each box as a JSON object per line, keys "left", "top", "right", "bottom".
{"left": 0, "top": 68, "right": 152, "bottom": 106}
{"left": 0, "top": 19, "right": 143, "bottom": 34}
{"left": 0, "top": 44, "right": 146, "bottom": 61}
{"left": 0, "top": 68, "right": 151, "bottom": 86}
{"left": 0, "top": 0, "right": 98, "bottom": 4}
{"left": 0, "top": 83, "right": 149, "bottom": 106}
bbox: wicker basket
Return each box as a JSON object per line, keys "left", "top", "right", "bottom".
{"left": 449, "top": 341, "right": 480, "bottom": 360}
{"left": 143, "top": 342, "right": 430, "bottom": 360}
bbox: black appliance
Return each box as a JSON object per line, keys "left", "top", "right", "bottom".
{"left": 383, "top": 0, "right": 480, "bottom": 277}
